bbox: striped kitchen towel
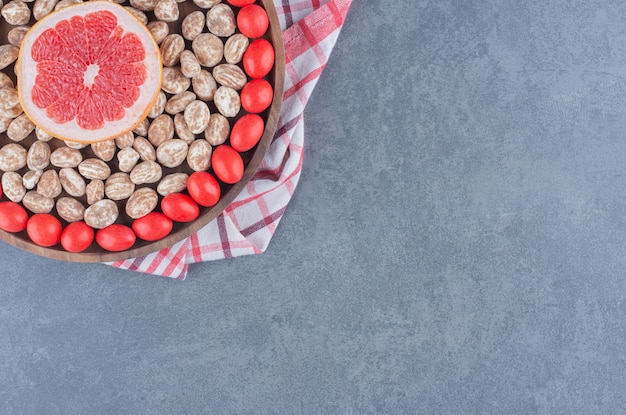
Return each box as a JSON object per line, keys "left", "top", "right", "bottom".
{"left": 109, "top": 0, "right": 353, "bottom": 279}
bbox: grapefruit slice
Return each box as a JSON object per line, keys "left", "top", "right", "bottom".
{"left": 17, "top": 1, "right": 162, "bottom": 144}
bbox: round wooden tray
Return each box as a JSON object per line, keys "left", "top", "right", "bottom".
{"left": 0, "top": 0, "right": 285, "bottom": 262}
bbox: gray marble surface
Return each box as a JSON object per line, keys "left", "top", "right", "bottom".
{"left": 2, "top": 0, "right": 626, "bottom": 413}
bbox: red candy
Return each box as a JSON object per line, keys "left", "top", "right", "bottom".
{"left": 96, "top": 224, "right": 136, "bottom": 252}
{"left": 237, "top": 4, "right": 269, "bottom": 38}
{"left": 161, "top": 193, "right": 200, "bottom": 222}
{"left": 212, "top": 145, "right": 244, "bottom": 184}
{"left": 132, "top": 212, "right": 173, "bottom": 241}
{"left": 187, "top": 171, "right": 221, "bottom": 207}
{"left": 243, "top": 39, "right": 274, "bottom": 79}
{"left": 240, "top": 79, "right": 273, "bottom": 113}
{"left": 227, "top": 0, "right": 256, "bottom": 6}
{"left": 61, "top": 222, "right": 94, "bottom": 253}
{"left": 230, "top": 114, "right": 264, "bottom": 152}
{"left": 27, "top": 213, "right": 62, "bottom": 247}
{"left": 0, "top": 201, "right": 28, "bottom": 233}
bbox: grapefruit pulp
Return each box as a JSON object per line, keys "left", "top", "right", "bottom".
{"left": 17, "top": 1, "right": 162, "bottom": 144}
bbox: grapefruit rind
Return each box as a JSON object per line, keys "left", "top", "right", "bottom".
{"left": 17, "top": 1, "right": 163, "bottom": 144}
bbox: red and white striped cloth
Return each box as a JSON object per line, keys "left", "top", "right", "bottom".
{"left": 108, "top": 0, "right": 353, "bottom": 279}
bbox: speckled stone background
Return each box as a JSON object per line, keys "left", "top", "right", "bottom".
{"left": 2, "top": 0, "right": 626, "bottom": 413}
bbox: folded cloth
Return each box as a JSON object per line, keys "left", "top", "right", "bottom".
{"left": 108, "top": 0, "right": 353, "bottom": 279}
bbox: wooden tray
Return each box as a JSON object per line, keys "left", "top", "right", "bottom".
{"left": 0, "top": 0, "right": 285, "bottom": 262}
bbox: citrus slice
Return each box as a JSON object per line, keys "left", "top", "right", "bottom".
{"left": 17, "top": 1, "right": 162, "bottom": 144}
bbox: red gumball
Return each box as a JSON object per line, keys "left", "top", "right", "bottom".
{"left": 61, "top": 222, "right": 94, "bottom": 253}
{"left": 243, "top": 39, "right": 274, "bottom": 79}
{"left": 96, "top": 224, "right": 136, "bottom": 252}
{"left": 187, "top": 171, "right": 221, "bottom": 207}
{"left": 27, "top": 213, "right": 62, "bottom": 247}
{"left": 227, "top": 0, "right": 256, "bottom": 6}
{"left": 230, "top": 114, "right": 264, "bottom": 152}
{"left": 237, "top": 4, "right": 269, "bottom": 38}
{"left": 132, "top": 212, "right": 173, "bottom": 241}
{"left": 212, "top": 145, "right": 244, "bottom": 184}
{"left": 0, "top": 201, "right": 28, "bottom": 233}
{"left": 161, "top": 193, "right": 200, "bottom": 223}
{"left": 240, "top": 79, "right": 273, "bottom": 113}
